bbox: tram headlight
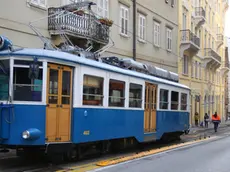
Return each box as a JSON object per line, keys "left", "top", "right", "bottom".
{"left": 22, "top": 130, "right": 30, "bottom": 139}
{"left": 22, "top": 128, "right": 41, "bottom": 140}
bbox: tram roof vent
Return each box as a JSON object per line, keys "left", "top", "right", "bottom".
{"left": 100, "top": 56, "right": 179, "bottom": 83}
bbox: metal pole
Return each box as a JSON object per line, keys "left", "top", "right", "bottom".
{"left": 133, "top": 0, "right": 136, "bottom": 61}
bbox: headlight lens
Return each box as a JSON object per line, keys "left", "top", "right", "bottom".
{"left": 22, "top": 130, "right": 30, "bottom": 139}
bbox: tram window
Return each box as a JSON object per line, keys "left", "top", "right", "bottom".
{"left": 129, "top": 83, "right": 142, "bottom": 108}
{"left": 171, "top": 91, "right": 179, "bottom": 110}
{"left": 181, "top": 93, "right": 187, "bottom": 110}
{"left": 0, "top": 60, "right": 9, "bottom": 101}
{"left": 13, "top": 67, "right": 43, "bottom": 101}
{"left": 159, "top": 89, "right": 168, "bottom": 110}
{"left": 109, "top": 79, "right": 125, "bottom": 107}
{"left": 83, "top": 75, "right": 104, "bottom": 106}
{"left": 14, "top": 60, "right": 42, "bottom": 66}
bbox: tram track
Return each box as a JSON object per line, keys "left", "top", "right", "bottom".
{"left": 0, "top": 127, "right": 229, "bottom": 172}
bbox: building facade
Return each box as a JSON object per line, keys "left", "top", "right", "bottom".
{"left": 0, "top": 0, "right": 179, "bottom": 73}
{"left": 178, "top": 0, "right": 229, "bottom": 125}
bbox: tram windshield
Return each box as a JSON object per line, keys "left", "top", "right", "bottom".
{"left": 0, "top": 59, "right": 9, "bottom": 101}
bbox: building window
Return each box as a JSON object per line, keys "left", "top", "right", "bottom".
{"left": 97, "top": 0, "right": 109, "bottom": 18}
{"left": 13, "top": 60, "right": 43, "bottom": 101}
{"left": 183, "top": 55, "right": 188, "bottom": 75}
{"left": 166, "top": 28, "right": 172, "bottom": 51}
{"left": 138, "top": 14, "right": 146, "bottom": 41}
{"left": 195, "top": 61, "right": 198, "bottom": 79}
{"left": 30, "top": 0, "right": 46, "bottom": 8}
{"left": 0, "top": 60, "right": 9, "bottom": 101}
{"left": 120, "top": 4, "right": 129, "bottom": 36}
{"left": 129, "top": 83, "right": 142, "bottom": 108}
{"left": 160, "top": 89, "right": 168, "bottom": 110}
{"left": 83, "top": 75, "right": 104, "bottom": 106}
{"left": 181, "top": 93, "right": 187, "bottom": 110}
{"left": 153, "top": 21, "right": 160, "bottom": 46}
{"left": 109, "top": 79, "right": 125, "bottom": 107}
{"left": 171, "top": 91, "right": 179, "bottom": 110}
{"left": 191, "top": 60, "right": 194, "bottom": 78}
{"left": 199, "top": 62, "right": 202, "bottom": 79}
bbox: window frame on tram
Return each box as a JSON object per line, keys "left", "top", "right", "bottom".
{"left": 0, "top": 58, "right": 10, "bottom": 102}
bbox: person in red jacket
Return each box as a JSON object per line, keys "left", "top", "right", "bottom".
{"left": 212, "top": 112, "right": 221, "bottom": 132}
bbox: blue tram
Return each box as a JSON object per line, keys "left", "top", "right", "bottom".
{"left": 0, "top": 36, "right": 190, "bottom": 157}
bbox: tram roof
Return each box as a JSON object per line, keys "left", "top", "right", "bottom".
{"left": 0, "top": 48, "right": 190, "bottom": 90}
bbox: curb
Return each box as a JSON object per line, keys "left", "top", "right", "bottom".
{"left": 96, "top": 136, "right": 213, "bottom": 167}
{"left": 191, "top": 124, "right": 230, "bottom": 134}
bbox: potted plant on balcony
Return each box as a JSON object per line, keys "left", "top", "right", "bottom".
{"left": 98, "top": 18, "right": 113, "bottom": 27}
{"left": 74, "top": 9, "right": 85, "bottom": 16}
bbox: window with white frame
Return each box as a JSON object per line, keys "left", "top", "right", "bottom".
{"left": 13, "top": 60, "right": 43, "bottom": 101}
{"left": 166, "top": 28, "right": 172, "bottom": 51}
{"left": 191, "top": 60, "right": 194, "bottom": 78}
{"left": 183, "top": 55, "right": 188, "bottom": 75}
{"left": 30, "top": 0, "right": 46, "bottom": 7}
{"left": 171, "top": 91, "right": 179, "bottom": 110}
{"left": 120, "top": 4, "right": 129, "bottom": 36}
{"left": 181, "top": 93, "right": 187, "bottom": 110}
{"left": 138, "top": 14, "right": 146, "bottom": 41}
{"left": 159, "top": 89, "right": 169, "bottom": 110}
{"left": 97, "top": 0, "right": 109, "bottom": 18}
{"left": 199, "top": 62, "right": 202, "bottom": 79}
{"left": 153, "top": 21, "right": 160, "bottom": 46}
{"left": 0, "top": 59, "right": 9, "bottom": 101}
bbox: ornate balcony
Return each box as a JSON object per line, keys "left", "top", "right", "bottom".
{"left": 220, "top": 47, "right": 230, "bottom": 76}
{"left": 194, "top": 7, "right": 206, "bottom": 27}
{"left": 48, "top": 7, "right": 110, "bottom": 50}
{"left": 180, "top": 29, "right": 200, "bottom": 57}
{"left": 203, "top": 48, "right": 221, "bottom": 69}
{"left": 216, "top": 34, "right": 224, "bottom": 49}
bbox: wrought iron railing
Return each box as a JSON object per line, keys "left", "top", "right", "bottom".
{"left": 48, "top": 8, "right": 110, "bottom": 44}
{"left": 180, "top": 29, "right": 200, "bottom": 47}
{"left": 195, "top": 7, "right": 206, "bottom": 18}
{"left": 217, "top": 34, "right": 224, "bottom": 42}
{"left": 204, "top": 48, "right": 221, "bottom": 62}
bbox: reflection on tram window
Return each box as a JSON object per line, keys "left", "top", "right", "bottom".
{"left": 83, "top": 75, "right": 104, "bottom": 106}
{"left": 159, "top": 89, "right": 168, "bottom": 110}
{"left": 109, "top": 79, "right": 125, "bottom": 107}
{"left": 13, "top": 67, "right": 43, "bottom": 101}
{"left": 0, "top": 60, "right": 9, "bottom": 101}
{"left": 129, "top": 83, "right": 142, "bottom": 108}
{"left": 171, "top": 91, "right": 179, "bottom": 110}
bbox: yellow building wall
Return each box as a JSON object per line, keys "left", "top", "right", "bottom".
{"left": 178, "top": 0, "right": 229, "bottom": 126}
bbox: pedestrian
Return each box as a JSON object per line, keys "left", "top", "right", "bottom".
{"left": 195, "top": 112, "right": 199, "bottom": 127}
{"left": 211, "top": 112, "right": 221, "bottom": 132}
{"left": 204, "top": 113, "right": 209, "bottom": 128}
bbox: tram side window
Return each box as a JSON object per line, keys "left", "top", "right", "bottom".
{"left": 181, "top": 93, "right": 187, "bottom": 110}
{"left": 129, "top": 83, "right": 142, "bottom": 108}
{"left": 159, "top": 89, "right": 168, "bottom": 110}
{"left": 0, "top": 60, "right": 9, "bottom": 101}
{"left": 171, "top": 91, "right": 179, "bottom": 110}
{"left": 13, "top": 67, "right": 43, "bottom": 101}
{"left": 109, "top": 79, "right": 125, "bottom": 107}
{"left": 83, "top": 75, "right": 104, "bottom": 106}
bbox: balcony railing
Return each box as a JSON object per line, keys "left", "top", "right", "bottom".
{"left": 48, "top": 8, "right": 110, "bottom": 44}
{"left": 204, "top": 48, "right": 221, "bottom": 62}
{"left": 195, "top": 7, "right": 206, "bottom": 18}
{"left": 217, "top": 34, "right": 224, "bottom": 42}
{"left": 181, "top": 29, "right": 200, "bottom": 47}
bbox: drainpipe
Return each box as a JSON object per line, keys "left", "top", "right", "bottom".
{"left": 133, "top": 0, "right": 136, "bottom": 61}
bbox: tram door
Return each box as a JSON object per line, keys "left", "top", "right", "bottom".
{"left": 46, "top": 63, "right": 72, "bottom": 142}
{"left": 144, "top": 83, "right": 157, "bottom": 133}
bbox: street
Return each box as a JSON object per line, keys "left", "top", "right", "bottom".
{"left": 90, "top": 132, "right": 230, "bottom": 172}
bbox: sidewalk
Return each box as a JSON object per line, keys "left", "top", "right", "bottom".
{"left": 189, "top": 120, "right": 230, "bottom": 134}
